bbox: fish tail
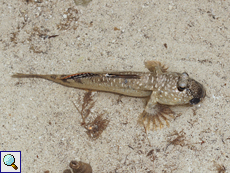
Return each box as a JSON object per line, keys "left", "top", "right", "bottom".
{"left": 12, "top": 73, "right": 45, "bottom": 78}
{"left": 11, "top": 73, "right": 63, "bottom": 81}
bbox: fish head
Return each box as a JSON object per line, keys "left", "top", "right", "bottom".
{"left": 157, "top": 72, "right": 206, "bottom": 105}
{"left": 177, "top": 72, "right": 206, "bottom": 105}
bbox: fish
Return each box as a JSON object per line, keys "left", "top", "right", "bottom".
{"left": 12, "top": 61, "right": 206, "bottom": 130}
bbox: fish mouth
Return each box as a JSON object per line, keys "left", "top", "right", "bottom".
{"left": 189, "top": 88, "right": 206, "bottom": 105}
{"left": 189, "top": 98, "right": 201, "bottom": 105}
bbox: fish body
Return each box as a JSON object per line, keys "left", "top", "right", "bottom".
{"left": 12, "top": 61, "right": 206, "bottom": 130}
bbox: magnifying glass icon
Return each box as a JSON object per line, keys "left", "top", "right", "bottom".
{"left": 3, "top": 154, "right": 18, "bottom": 170}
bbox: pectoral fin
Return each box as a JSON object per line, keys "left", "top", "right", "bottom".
{"left": 138, "top": 104, "right": 174, "bottom": 131}
{"left": 138, "top": 91, "right": 174, "bottom": 131}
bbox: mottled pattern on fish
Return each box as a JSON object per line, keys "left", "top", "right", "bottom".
{"left": 12, "top": 61, "right": 206, "bottom": 130}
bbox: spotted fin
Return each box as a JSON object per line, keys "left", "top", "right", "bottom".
{"left": 145, "top": 61, "right": 168, "bottom": 74}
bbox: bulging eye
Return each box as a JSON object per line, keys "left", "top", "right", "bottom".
{"left": 177, "top": 72, "right": 189, "bottom": 92}
{"left": 178, "top": 86, "right": 185, "bottom": 91}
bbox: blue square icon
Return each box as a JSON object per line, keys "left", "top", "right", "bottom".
{"left": 0, "top": 151, "right": 21, "bottom": 173}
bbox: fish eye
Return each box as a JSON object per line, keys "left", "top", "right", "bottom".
{"left": 177, "top": 72, "right": 189, "bottom": 92}
{"left": 178, "top": 86, "right": 185, "bottom": 91}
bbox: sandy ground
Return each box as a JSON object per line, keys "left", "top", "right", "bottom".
{"left": 0, "top": 0, "right": 230, "bottom": 172}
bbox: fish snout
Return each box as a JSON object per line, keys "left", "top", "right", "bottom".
{"left": 188, "top": 79, "right": 206, "bottom": 105}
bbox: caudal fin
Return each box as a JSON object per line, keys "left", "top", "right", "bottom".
{"left": 12, "top": 73, "right": 46, "bottom": 78}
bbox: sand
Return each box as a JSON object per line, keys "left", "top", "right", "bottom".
{"left": 0, "top": 0, "right": 230, "bottom": 172}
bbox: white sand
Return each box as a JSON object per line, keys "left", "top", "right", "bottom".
{"left": 1, "top": 0, "right": 230, "bottom": 172}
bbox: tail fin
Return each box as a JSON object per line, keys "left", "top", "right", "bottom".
{"left": 11, "top": 73, "right": 74, "bottom": 87}
{"left": 12, "top": 73, "right": 47, "bottom": 79}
